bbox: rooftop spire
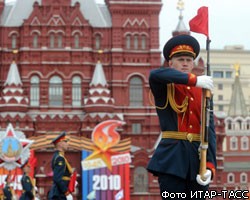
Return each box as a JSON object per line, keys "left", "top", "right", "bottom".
{"left": 234, "top": 63, "right": 240, "bottom": 77}
{"left": 172, "top": 0, "right": 189, "bottom": 36}
{"left": 84, "top": 60, "right": 117, "bottom": 118}
{"left": 4, "top": 51, "right": 22, "bottom": 86}
{"left": 228, "top": 64, "right": 248, "bottom": 117}
{"left": 90, "top": 50, "right": 107, "bottom": 87}
{"left": 177, "top": 0, "right": 184, "bottom": 17}
{"left": 90, "top": 61, "right": 107, "bottom": 87}
{"left": 0, "top": 52, "right": 28, "bottom": 112}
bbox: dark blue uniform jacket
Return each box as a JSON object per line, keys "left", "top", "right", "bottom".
{"left": 147, "top": 67, "right": 217, "bottom": 180}
{"left": 19, "top": 173, "right": 34, "bottom": 200}
{"left": 3, "top": 185, "right": 12, "bottom": 200}
{"left": 48, "top": 151, "right": 71, "bottom": 200}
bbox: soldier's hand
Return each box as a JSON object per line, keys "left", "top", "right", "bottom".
{"left": 196, "top": 169, "right": 212, "bottom": 186}
{"left": 66, "top": 194, "right": 73, "bottom": 200}
{"left": 196, "top": 75, "right": 214, "bottom": 91}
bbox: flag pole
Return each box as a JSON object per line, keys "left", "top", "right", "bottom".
{"left": 199, "top": 36, "right": 211, "bottom": 180}
{"left": 189, "top": 6, "right": 211, "bottom": 181}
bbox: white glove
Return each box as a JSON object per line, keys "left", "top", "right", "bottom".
{"left": 196, "top": 75, "right": 214, "bottom": 91}
{"left": 66, "top": 194, "right": 73, "bottom": 200}
{"left": 196, "top": 169, "right": 212, "bottom": 186}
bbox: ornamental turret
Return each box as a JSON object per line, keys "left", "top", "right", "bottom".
{"left": 0, "top": 60, "right": 29, "bottom": 113}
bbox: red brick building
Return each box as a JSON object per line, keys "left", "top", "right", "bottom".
{"left": 0, "top": 0, "right": 225, "bottom": 199}
{"left": 222, "top": 68, "right": 250, "bottom": 194}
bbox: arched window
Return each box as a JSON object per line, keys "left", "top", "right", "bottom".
{"left": 134, "top": 166, "right": 148, "bottom": 193}
{"left": 141, "top": 35, "right": 146, "bottom": 50}
{"left": 58, "top": 34, "right": 63, "bottom": 48}
{"left": 50, "top": 34, "right": 55, "bottom": 48}
{"left": 134, "top": 35, "right": 138, "bottom": 49}
{"left": 95, "top": 34, "right": 101, "bottom": 50}
{"left": 33, "top": 34, "right": 38, "bottom": 48}
{"left": 126, "top": 35, "right": 131, "bottom": 49}
{"left": 227, "top": 120, "right": 232, "bottom": 130}
{"left": 247, "top": 120, "right": 250, "bottom": 130}
{"left": 16, "top": 120, "right": 20, "bottom": 128}
{"left": 49, "top": 76, "right": 63, "bottom": 106}
{"left": 241, "top": 136, "right": 249, "bottom": 150}
{"left": 227, "top": 173, "right": 235, "bottom": 183}
{"left": 240, "top": 173, "right": 247, "bottom": 183}
{"left": 72, "top": 76, "right": 82, "bottom": 107}
{"left": 74, "top": 34, "right": 80, "bottom": 48}
{"left": 132, "top": 123, "right": 141, "bottom": 134}
{"left": 129, "top": 77, "right": 143, "bottom": 106}
{"left": 30, "top": 75, "right": 40, "bottom": 106}
{"left": 230, "top": 136, "right": 238, "bottom": 150}
{"left": 235, "top": 119, "right": 242, "bottom": 130}
{"left": 11, "top": 34, "right": 17, "bottom": 49}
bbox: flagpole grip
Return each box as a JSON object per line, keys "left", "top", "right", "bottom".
{"left": 199, "top": 147, "right": 208, "bottom": 180}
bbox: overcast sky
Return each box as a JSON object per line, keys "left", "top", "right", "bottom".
{"left": 5, "top": 0, "right": 250, "bottom": 50}
{"left": 159, "top": 0, "right": 250, "bottom": 51}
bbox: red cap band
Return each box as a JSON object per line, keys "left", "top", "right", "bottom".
{"left": 54, "top": 136, "right": 66, "bottom": 144}
{"left": 169, "top": 44, "right": 196, "bottom": 58}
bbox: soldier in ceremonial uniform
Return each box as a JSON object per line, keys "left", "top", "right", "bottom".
{"left": 3, "top": 174, "right": 13, "bottom": 200}
{"left": 20, "top": 161, "right": 35, "bottom": 200}
{"left": 48, "top": 132, "right": 74, "bottom": 200}
{"left": 147, "top": 34, "right": 216, "bottom": 200}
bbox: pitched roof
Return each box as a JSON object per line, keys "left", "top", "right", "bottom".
{"left": 4, "top": 61, "right": 22, "bottom": 86}
{"left": 90, "top": 61, "right": 107, "bottom": 87}
{"left": 172, "top": 0, "right": 189, "bottom": 36}
{"left": 174, "top": 15, "right": 188, "bottom": 33}
{"left": 2, "top": 0, "right": 111, "bottom": 27}
{"left": 227, "top": 64, "right": 248, "bottom": 117}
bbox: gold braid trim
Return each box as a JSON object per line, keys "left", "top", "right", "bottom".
{"left": 59, "top": 152, "right": 73, "bottom": 174}
{"left": 167, "top": 84, "right": 188, "bottom": 114}
{"left": 149, "top": 84, "right": 188, "bottom": 117}
{"left": 10, "top": 187, "right": 15, "bottom": 197}
{"left": 64, "top": 158, "right": 73, "bottom": 174}
{"left": 149, "top": 89, "right": 168, "bottom": 110}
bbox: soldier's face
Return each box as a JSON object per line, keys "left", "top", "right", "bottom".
{"left": 24, "top": 166, "right": 31, "bottom": 174}
{"left": 6, "top": 175, "right": 11, "bottom": 183}
{"left": 169, "top": 56, "right": 194, "bottom": 73}
{"left": 61, "top": 140, "right": 69, "bottom": 151}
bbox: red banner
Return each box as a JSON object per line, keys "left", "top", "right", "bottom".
{"left": 189, "top": 6, "right": 209, "bottom": 37}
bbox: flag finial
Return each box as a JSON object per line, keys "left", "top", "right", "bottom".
{"left": 177, "top": 0, "right": 185, "bottom": 17}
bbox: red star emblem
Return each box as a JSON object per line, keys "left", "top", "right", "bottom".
{"left": 0, "top": 123, "right": 33, "bottom": 170}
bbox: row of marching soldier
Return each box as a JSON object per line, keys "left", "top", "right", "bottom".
{"left": 0, "top": 131, "right": 75, "bottom": 200}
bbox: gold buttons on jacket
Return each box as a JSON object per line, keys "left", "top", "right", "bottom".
{"left": 189, "top": 125, "right": 193, "bottom": 128}
{"left": 190, "top": 97, "right": 194, "bottom": 101}
{"left": 187, "top": 86, "right": 190, "bottom": 90}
